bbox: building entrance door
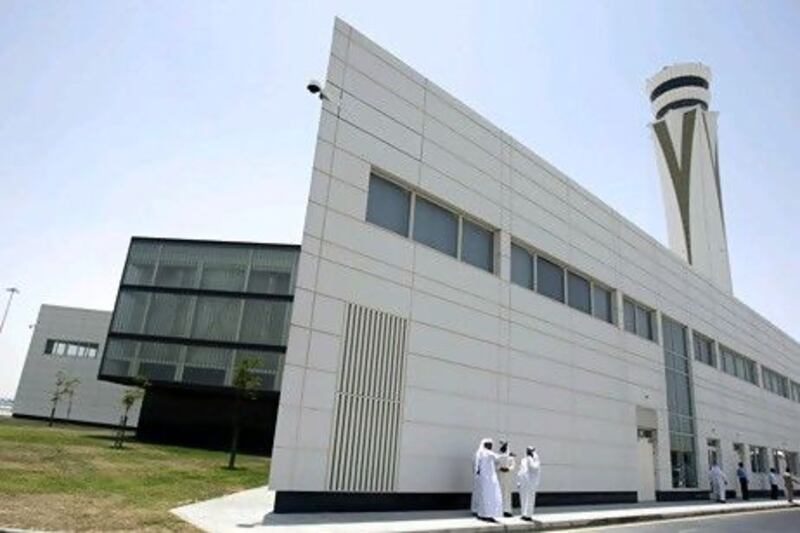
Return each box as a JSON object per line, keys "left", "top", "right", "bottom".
{"left": 637, "top": 429, "right": 657, "bottom": 501}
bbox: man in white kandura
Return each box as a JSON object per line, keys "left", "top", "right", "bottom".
{"left": 517, "top": 446, "right": 541, "bottom": 521}
{"left": 496, "top": 441, "right": 516, "bottom": 517}
{"left": 709, "top": 463, "right": 728, "bottom": 503}
{"left": 473, "top": 438, "right": 502, "bottom": 521}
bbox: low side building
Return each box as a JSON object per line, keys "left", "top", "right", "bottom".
{"left": 13, "top": 304, "right": 140, "bottom": 427}
{"left": 98, "top": 237, "right": 300, "bottom": 454}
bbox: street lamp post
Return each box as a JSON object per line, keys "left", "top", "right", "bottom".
{"left": 0, "top": 287, "right": 20, "bottom": 335}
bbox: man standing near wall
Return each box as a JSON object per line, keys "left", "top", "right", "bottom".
{"left": 496, "top": 442, "right": 516, "bottom": 517}
{"left": 736, "top": 462, "right": 749, "bottom": 500}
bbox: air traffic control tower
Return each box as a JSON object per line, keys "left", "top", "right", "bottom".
{"left": 647, "top": 64, "right": 733, "bottom": 294}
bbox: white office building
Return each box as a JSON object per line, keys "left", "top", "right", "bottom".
{"left": 13, "top": 304, "right": 140, "bottom": 427}
{"left": 270, "top": 19, "right": 800, "bottom": 511}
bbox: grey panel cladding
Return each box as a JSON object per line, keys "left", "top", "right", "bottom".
{"left": 328, "top": 303, "right": 408, "bottom": 492}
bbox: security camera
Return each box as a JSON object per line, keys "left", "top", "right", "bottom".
{"left": 307, "top": 79, "right": 323, "bottom": 96}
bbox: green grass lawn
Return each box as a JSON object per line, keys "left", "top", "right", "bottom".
{"left": 0, "top": 417, "right": 269, "bottom": 531}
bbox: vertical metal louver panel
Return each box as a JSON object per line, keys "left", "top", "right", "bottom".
{"left": 328, "top": 303, "right": 407, "bottom": 492}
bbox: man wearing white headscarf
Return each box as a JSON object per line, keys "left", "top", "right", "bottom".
{"left": 517, "top": 446, "right": 541, "bottom": 521}
{"left": 470, "top": 439, "right": 484, "bottom": 516}
{"left": 496, "top": 441, "right": 516, "bottom": 517}
{"left": 709, "top": 463, "right": 728, "bottom": 503}
{"left": 472, "top": 438, "right": 502, "bottom": 521}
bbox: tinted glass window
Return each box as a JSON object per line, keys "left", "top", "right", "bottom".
{"left": 461, "top": 220, "right": 494, "bottom": 272}
{"left": 693, "top": 334, "right": 715, "bottom": 367}
{"left": 139, "top": 362, "right": 175, "bottom": 382}
{"left": 511, "top": 244, "right": 533, "bottom": 289}
{"left": 536, "top": 256, "right": 564, "bottom": 302}
{"left": 192, "top": 296, "right": 240, "bottom": 342}
{"left": 240, "top": 300, "right": 290, "bottom": 345}
{"left": 635, "top": 305, "right": 652, "bottom": 340}
{"left": 200, "top": 265, "right": 246, "bottom": 292}
{"left": 123, "top": 241, "right": 159, "bottom": 285}
{"left": 623, "top": 300, "right": 636, "bottom": 333}
{"left": 144, "top": 293, "right": 192, "bottom": 338}
{"left": 412, "top": 197, "right": 458, "bottom": 257}
{"left": 592, "top": 286, "right": 612, "bottom": 323}
{"left": 567, "top": 272, "right": 591, "bottom": 313}
{"left": 366, "top": 174, "right": 410, "bottom": 237}
{"left": 154, "top": 264, "right": 198, "bottom": 288}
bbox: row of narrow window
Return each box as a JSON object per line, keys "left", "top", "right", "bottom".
{"left": 511, "top": 243, "right": 614, "bottom": 325}
{"left": 44, "top": 339, "right": 99, "bottom": 359}
{"left": 365, "top": 171, "right": 800, "bottom": 403}
{"left": 693, "top": 330, "right": 800, "bottom": 402}
{"left": 366, "top": 173, "right": 494, "bottom": 272}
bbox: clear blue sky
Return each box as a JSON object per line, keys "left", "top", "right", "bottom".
{"left": 1, "top": 1, "right": 799, "bottom": 398}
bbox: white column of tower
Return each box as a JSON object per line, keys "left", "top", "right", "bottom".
{"left": 647, "top": 63, "right": 733, "bottom": 294}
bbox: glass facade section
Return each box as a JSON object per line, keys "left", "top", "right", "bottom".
{"left": 567, "top": 272, "right": 591, "bottom": 313}
{"left": 366, "top": 174, "right": 410, "bottom": 237}
{"left": 662, "top": 316, "right": 698, "bottom": 488}
{"left": 536, "top": 256, "right": 564, "bottom": 302}
{"left": 693, "top": 332, "right": 716, "bottom": 367}
{"left": 510, "top": 244, "right": 533, "bottom": 289}
{"left": 101, "top": 239, "right": 298, "bottom": 392}
{"left": 412, "top": 197, "right": 458, "bottom": 257}
{"left": 461, "top": 219, "right": 494, "bottom": 272}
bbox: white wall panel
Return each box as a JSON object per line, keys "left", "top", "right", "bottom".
{"left": 272, "top": 18, "right": 800, "bottom": 500}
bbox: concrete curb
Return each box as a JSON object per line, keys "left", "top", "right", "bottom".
{"left": 451, "top": 502, "right": 796, "bottom": 532}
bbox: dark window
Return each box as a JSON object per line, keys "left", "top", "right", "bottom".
{"left": 200, "top": 265, "right": 246, "bottom": 292}
{"left": 154, "top": 264, "right": 198, "bottom": 288}
{"left": 138, "top": 362, "right": 175, "bottom": 382}
{"left": 655, "top": 99, "right": 708, "bottom": 120}
{"left": 366, "top": 174, "right": 410, "bottom": 237}
{"left": 43, "top": 338, "right": 100, "bottom": 358}
{"left": 511, "top": 244, "right": 533, "bottom": 289}
{"left": 649, "top": 75, "right": 709, "bottom": 102}
{"left": 144, "top": 293, "right": 192, "bottom": 338}
{"left": 123, "top": 241, "right": 159, "bottom": 285}
{"left": 567, "top": 272, "right": 591, "bottom": 314}
{"left": 412, "top": 197, "right": 458, "bottom": 257}
{"left": 240, "top": 300, "right": 290, "bottom": 345}
{"left": 720, "top": 346, "right": 758, "bottom": 386}
{"left": 461, "top": 220, "right": 494, "bottom": 272}
{"left": 592, "top": 286, "right": 613, "bottom": 323}
{"left": 635, "top": 305, "right": 652, "bottom": 339}
{"left": 192, "top": 296, "right": 241, "bottom": 342}
{"left": 693, "top": 333, "right": 715, "bottom": 367}
{"left": 624, "top": 298, "right": 654, "bottom": 341}
{"left": 623, "top": 300, "right": 636, "bottom": 333}
{"left": 248, "top": 270, "right": 292, "bottom": 294}
{"left": 182, "top": 367, "right": 226, "bottom": 386}
{"left": 536, "top": 256, "right": 564, "bottom": 302}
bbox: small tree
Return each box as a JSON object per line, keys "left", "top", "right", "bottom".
{"left": 227, "top": 358, "right": 261, "bottom": 469}
{"left": 64, "top": 379, "right": 80, "bottom": 421}
{"left": 113, "top": 378, "right": 147, "bottom": 449}
{"left": 48, "top": 371, "right": 80, "bottom": 427}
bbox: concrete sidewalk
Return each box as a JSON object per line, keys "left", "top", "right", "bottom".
{"left": 171, "top": 487, "right": 795, "bottom": 532}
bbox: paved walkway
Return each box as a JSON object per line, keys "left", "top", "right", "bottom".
{"left": 171, "top": 487, "right": 795, "bottom": 532}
